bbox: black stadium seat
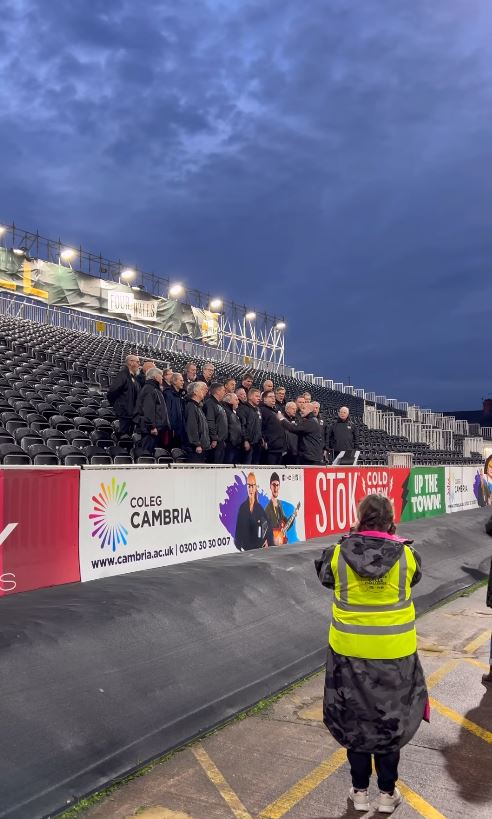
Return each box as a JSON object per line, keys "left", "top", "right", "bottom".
{"left": 27, "top": 443, "right": 59, "bottom": 465}
{"left": 57, "top": 445, "right": 88, "bottom": 465}
{"left": 0, "top": 443, "right": 31, "bottom": 465}
{"left": 83, "top": 445, "right": 112, "bottom": 465}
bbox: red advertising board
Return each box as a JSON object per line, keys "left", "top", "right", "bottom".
{"left": 303, "top": 467, "right": 410, "bottom": 540}
{"left": 0, "top": 468, "right": 80, "bottom": 596}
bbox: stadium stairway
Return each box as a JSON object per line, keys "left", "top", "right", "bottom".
{"left": 0, "top": 508, "right": 490, "bottom": 819}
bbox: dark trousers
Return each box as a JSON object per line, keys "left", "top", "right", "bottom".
{"left": 185, "top": 448, "right": 207, "bottom": 464}
{"left": 263, "top": 450, "right": 283, "bottom": 465}
{"left": 299, "top": 456, "right": 320, "bottom": 466}
{"left": 251, "top": 443, "right": 262, "bottom": 465}
{"left": 140, "top": 433, "right": 158, "bottom": 453}
{"left": 347, "top": 750, "right": 400, "bottom": 794}
{"left": 118, "top": 417, "right": 134, "bottom": 437}
{"left": 225, "top": 445, "right": 241, "bottom": 464}
{"left": 207, "top": 441, "right": 226, "bottom": 464}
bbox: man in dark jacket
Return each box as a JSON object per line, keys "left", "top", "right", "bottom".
{"left": 184, "top": 381, "right": 210, "bottom": 463}
{"left": 234, "top": 471, "right": 273, "bottom": 551}
{"left": 313, "top": 402, "right": 328, "bottom": 461}
{"left": 183, "top": 361, "right": 197, "bottom": 389}
{"left": 223, "top": 393, "right": 243, "bottom": 463}
{"left": 134, "top": 368, "right": 170, "bottom": 453}
{"left": 483, "top": 515, "right": 492, "bottom": 687}
{"left": 137, "top": 360, "right": 155, "bottom": 389}
{"left": 282, "top": 401, "right": 299, "bottom": 466}
{"left": 282, "top": 402, "right": 324, "bottom": 465}
{"left": 327, "top": 406, "right": 359, "bottom": 460}
{"left": 199, "top": 362, "right": 215, "bottom": 387}
{"left": 240, "top": 388, "right": 263, "bottom": 465}
{"left": 275, "top": 386, "right": 287, "bottom": 413}
{"left": 107, "top": 354, "right": 141, "bottom": 437}
{"left": 204, "top": 382, "right": 228, "bottom": 463}
{"left": 260, "top": 391, "right": 285, "bottom": 465}
{"left": 164, "top": 372, "right": 186, "bottom": 448}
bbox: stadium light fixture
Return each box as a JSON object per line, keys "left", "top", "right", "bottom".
{"left": 0, "top": 226, "right": 6, "bottom": 236}
{"left": 245, "top": 311, "right": 256, "bottom": 321}
{"left": 12, "top": 248, "right": 25, "bottom": 256}
{"left": 275, "top": 321, "right": 286, "bottom": 330}
{"left": 120, "top": 268, "right": 136, "bottom": 282}
{"left": 209, "top": 298, "right": 222, "bottom": 311}
{"left": 60, "top": 248, "right": 75, "bottom": 262}
{"left": 169, "top": 283, "right": 184, "bottom": 298}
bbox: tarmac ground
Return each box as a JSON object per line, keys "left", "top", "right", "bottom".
{"left": 72, "top": 585, "right": 492, "bottom": 819}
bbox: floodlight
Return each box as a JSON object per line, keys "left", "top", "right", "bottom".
{"left": 209, "top": 298, "right": 222, "bottom": 310}
{"left": 169, "top": 283, "right": 184, "bottom": 298}
{"left": 275, "top": 321, "right": 286, "bottom": 330}
{"left": 60, "top": 248, "right": 75, "bottom": 262}
{"left": 245, "top": 311, "right": 256, "bottom": 321}
{"left": 120, "top": 268, "right": 136, "bottom": 281}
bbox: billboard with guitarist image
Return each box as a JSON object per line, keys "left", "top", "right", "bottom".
{"left": 218, "top": 468, "right": 305, "bottom": 551}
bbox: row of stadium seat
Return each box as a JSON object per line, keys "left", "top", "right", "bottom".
{"left": 0, "top": 314, "right": 477, "bottom": 466}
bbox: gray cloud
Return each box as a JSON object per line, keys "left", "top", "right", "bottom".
{"left": 1, "top": 0, "right": 491, "bottom": 409}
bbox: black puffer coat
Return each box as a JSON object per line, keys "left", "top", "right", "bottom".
{"left": 107, "top": 366, "right": 140, "bottom": 420}
{"left": 134, "top": 379, "right": 169, "bottom": 433}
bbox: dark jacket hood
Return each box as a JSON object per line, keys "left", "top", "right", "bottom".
{"left": 340, "top": 532, "right": 412, "bottom": 579}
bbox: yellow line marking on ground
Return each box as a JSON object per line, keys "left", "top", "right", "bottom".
{"left": 464, "top": 630, "right": 490, "bottom": 654}
{"left": 191, "top": 746, "right": 253, "bottom": 819}
{"left": 426, "top": 659, "right": 460, "bottom": 690}
{"left": 464, "top": 657, "right": 489, "bottom": 671}
{"left": 398, "top": 780, "right": 447, "bottom": 819}
{"left": 429, "top": 697, "right": 492, "bottom": 743}
{"left": 258, "top": 747, "right": 346, "bottom": 819}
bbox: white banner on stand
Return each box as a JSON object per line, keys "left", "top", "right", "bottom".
{"left": 444, "top": 466, "right": 486, "bottom": 513}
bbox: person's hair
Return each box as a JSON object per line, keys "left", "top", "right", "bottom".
{"left": 162, "top": 366, "right": 172, "bottom": 377}
{"left": 223, "top": 392, "right": 237, "bottom": 405}
{"left": 184, "top": 361, "right": 196, "bottom": 373}
{"left": 484, "top": 455, "right": 492, "bottom": 474}
{"left": 171, "top": 372, "right": 183, "bottom": 386}
{"left": 312, "top": 401, "right": 320, "bottom": 408}
{"left": 262, "top": 390, "right": 275, "bottom": 400}
{"left": 356, "top": 495, "right": 396, "bottom": 535}
{"left": 142, "top": 360, "right": 155, "bottom": 371}
{"left": 126, "top": 354, "right": 139, "bottom": 364}
{"left": 146, "top": 367, "right": 163, "bottom": 381}
{"left": 187, "top": 381, "right": 206, "bottom": 397}
{"left": 270, "top": 472, "right": 280, "bottom": 485}
{"left": 285, "top": 401, "right": 296, "bottom": 412}
{"left": 248, "top": 387, "right": 260, "bottom": 399}
{"left": 243, "top": 372, "right": 254, "bottom": 381}
{"left": 210, "top": 381, "right": 224, "bottom": 396}
{"left": 203, "top": 362, "right": 214, "bottom": 371}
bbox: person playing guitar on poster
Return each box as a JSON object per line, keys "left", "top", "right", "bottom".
{"left": 265, "top": 472, "right": 302, "bottom": 546}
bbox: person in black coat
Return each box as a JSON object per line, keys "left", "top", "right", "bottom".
{"left": 234, "top": 471, "right": 273, "bottom": 551}
{"left": 483, "top": 515, "right": 492, "bottom": 687}
{"left": 164, "top": 372, "right": 186, "bottom": 448}
{"left": 281, "top": 403, "right": 324, "bottom": 465}
{"left": 223, "top": 393, "right": 243, "bottom": 464}
{"left": 134, "top": 368, "right": 170, "bottom": 453}
{"left": 136, "top": 360, "right": 156, "bottom": 389}
{"left": 239, "top": 388, "right": 263, "bottom": 465}
{"left": 260, "top": 391, "right": 285, "bottom": 465}
{"left": 282, "top": 401, "right": 299, "bottom": 466}
{"left": 183, "top": 382, "right": 210, "bottom": 463}
{"left": 204, "top": 382, "right": 228, "bottom": 463}
{"left": 327, "top": 407, "right": 359, "bottom": 459}
{"left": 275, "top": 386, "right": 287, "bottom": 414}
{"left": 107, "top": 354, "right": 141, "bottom": 437}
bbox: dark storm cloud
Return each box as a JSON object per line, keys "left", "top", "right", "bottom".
{"left": 1, "top": 0, "right": 491, "bottom": 408}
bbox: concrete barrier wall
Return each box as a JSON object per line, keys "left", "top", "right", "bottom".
{"left": 0, "top": 507, "right": 490, "bottom": 819}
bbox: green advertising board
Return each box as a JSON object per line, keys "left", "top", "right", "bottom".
{"left": 400, "top": 467, "right": 446, "bottom": 521}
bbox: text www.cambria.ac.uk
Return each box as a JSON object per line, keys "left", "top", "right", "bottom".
{"left": 91, "top": 547, "right": 173, "bottom": 569}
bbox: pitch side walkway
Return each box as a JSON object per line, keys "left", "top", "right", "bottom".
{"left": 77, "top": 586, "right": 492, "bottom": 819}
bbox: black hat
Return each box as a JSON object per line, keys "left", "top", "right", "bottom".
{"left": 270, "top": 472, "right": 280, "bottom": 484}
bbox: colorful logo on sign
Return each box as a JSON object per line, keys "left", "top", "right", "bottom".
{"left": 90, "top": 477, "right": 128, "bottom": 551}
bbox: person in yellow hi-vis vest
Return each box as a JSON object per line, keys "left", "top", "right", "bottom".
{"left": 315, "top": 494, "right": 428, "bottom": 814}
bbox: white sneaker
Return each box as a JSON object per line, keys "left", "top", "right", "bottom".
{"left": 349, "top": 787, "right": 370, "bottom": 811}
{"left": 378, "top": 786, "right": 402, "bottom": 813}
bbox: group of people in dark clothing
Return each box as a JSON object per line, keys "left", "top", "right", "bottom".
{"left": 107, "top": 357, "right": 359, "bottom": 464}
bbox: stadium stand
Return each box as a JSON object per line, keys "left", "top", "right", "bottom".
{"left": 0, "top": 314, "right": 482, "bottom": 465}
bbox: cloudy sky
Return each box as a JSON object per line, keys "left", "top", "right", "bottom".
{"left": 1, "top": 0, "right": 491, "bottom": 410}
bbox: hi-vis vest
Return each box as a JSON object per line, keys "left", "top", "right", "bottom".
{"left": 329, "top": 542, "right": 417, "bottom": 660}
